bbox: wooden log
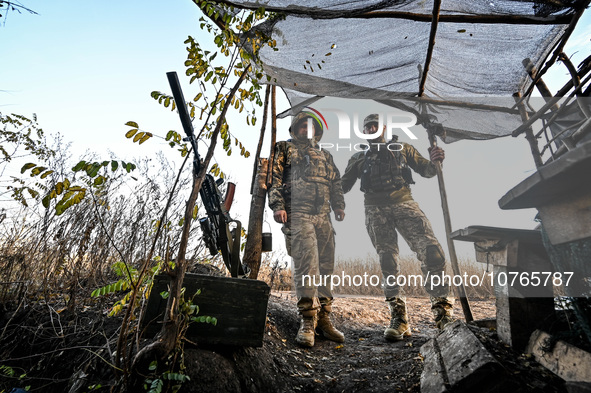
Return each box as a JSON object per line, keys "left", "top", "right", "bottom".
{"left": 421, "top": 321, "right": 510, "bottom": 393}
{"left": 527, "top": 330, "right": 591, "bottom": 383}
{"left": 142, "top": 273, "right": 270, "bottom": 347}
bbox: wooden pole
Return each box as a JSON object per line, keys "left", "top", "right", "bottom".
{"left": 428, "top": 130, "right": 473, "bottom": 323}
{"left": 266, "top": 86, "right": 277, "bottom": 188}
{"left": 418, "top": 0, "right": 441, "bottom": 97}
{"left": 250, "top": 85, "right": 271, "bottom": 194}
{"left": 518, "top": 3, "right": 588, "bottom": 101}
{"left": 243, "top": 158, "right": 269, "bottom": 279}
{"left": 523, "top": 58, "right": 559, "bottom": 109}
{"left": 513, "top": 92, "right": 543, "bottom": 168}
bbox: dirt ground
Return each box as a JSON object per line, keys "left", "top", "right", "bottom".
{"left": 0, "top": 291, "right": 568, "bottom": 393}
{"left": 179, "top": 292, "right": 495, "bottom": 392}
{"left": 243, "top": 292, "right": 494, "bottom": 393}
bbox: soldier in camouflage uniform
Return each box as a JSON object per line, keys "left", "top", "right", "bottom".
{"left": 341, "top": 114, "right": 454, "bottom": 341}
{"left": 268, "top": 111, "right": 346, "bottom": 348}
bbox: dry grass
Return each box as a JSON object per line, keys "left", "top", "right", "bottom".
{"left": 257, "top": 252, "right": 494, "bottom": 299}
{"left": 0, "top": 153, "right": 207, "bottom": 307}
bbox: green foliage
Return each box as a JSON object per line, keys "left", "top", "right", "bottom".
{"left": 123, "top": 3, "right": 279, "bottom": 166}
{"left": 1, "top": 112, "right": 56, "bottom": 206}
{"left": 91, "top": 259, "right": 171, "bottom": 317}
{"left": 19, "top": 159, "right": 137, "bottom": 215}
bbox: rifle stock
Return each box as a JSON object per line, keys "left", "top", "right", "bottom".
{"left": 223, "top": 182, "right": 236, "bottom": 213}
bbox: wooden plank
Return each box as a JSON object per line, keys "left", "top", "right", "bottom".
{"left": 420, "top": 321, "right": 510, "bottom": 393}
{"left": 450, "top": 226, "right": 543, "bottom": 245}
{"left": 142, "top": 273, "right": 270, "bottom": 347}
{"left": 494, "top": 267, "right": 555, "bottom": 351}
{"left": 420, "top": 339, "right": 450, "bottom": 393}
{"left": 527, "top": 330, "right": 591, "bottom": 383}
{"left": 437, "top": 321, "right": 506, "bottom": 390}
{"left": 499, "top": 140, "right": 591, "bottom": 210}
{"left": 538, "top": 192, "right": 591, "bottom": 245}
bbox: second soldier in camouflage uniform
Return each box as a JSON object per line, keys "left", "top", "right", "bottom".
{"left": 268, "top": 111, "right": 346, "bottom": 348}
{"left": 341, "top": 114, "right": 454, "bottom": 342}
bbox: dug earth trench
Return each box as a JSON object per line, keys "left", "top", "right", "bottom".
{"left": 183, "top": 293, "right": 500, "bottom": 393}
{"left": 1, "top": 292, "right": 567, "bottom": 392}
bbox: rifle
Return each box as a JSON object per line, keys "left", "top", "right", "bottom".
{"left": 166, "top": 71, "right": 247, "bottom": 278}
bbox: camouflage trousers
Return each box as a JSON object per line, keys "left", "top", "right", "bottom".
{"left": 282, "top": 212, "right": 335, "bottom": 314}
{"left": 365, "top": 201, "right": 451, "bottom": 300}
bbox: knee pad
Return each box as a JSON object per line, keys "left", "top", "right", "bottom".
{"left": 425, "top": 245, "right": 445, "bottom": 270}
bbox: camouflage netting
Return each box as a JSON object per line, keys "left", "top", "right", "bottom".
{"left": 231, "top": 0, "right": 590, "bottom": 141}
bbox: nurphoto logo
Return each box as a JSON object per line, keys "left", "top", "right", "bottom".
{"left": 301, "top": 107, "right": 419, "bottom": 152}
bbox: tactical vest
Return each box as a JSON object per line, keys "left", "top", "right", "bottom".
{"left": 360, "top": 144, "right": 414, "bottom": 194}
{"left": 286, "top": 142, "right": 333, "bottom": 185}
{"left": 281, "top": 141, "right": 334, "bottom": 214}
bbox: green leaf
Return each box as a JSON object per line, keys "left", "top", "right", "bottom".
{"left": 20, "top": 163, "right": 36, "bottom": 174}
{"left": 42, "top": 194, "right": 51, "bottom": 208}
{"left": 133, "top": 132, "right": 144, "bottom": 143}
{"left": 111, "top": 160, "right": 118, "bottom": 171}
{"left": 139, "top": 132, "right": 152, "bottom": 144}
{"left": 40, "top": 170, "right": 54, "bottom": 179}
{"left": 55, "top": 182, "right": 64, "bottom": 195}
{"left": 87, "top": 163, "right": 101, "bottom": 178}
{"left": 72, "top": 161, "right": 86, "bottom": 171}
{"left": 125, "top": 129, "right": 138, "bottom": 138}
{"left": 125, "top": 121, "right": 139, "bottom": 128}
{"left": 94, "top": 176, "right": 105, "bottom": 186}
{"left": 30, "top": 166, "right": 47, "bottom": 176}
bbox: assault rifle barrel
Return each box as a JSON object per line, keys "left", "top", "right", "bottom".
{"left": 166, "top": 71, "right": 201, "bottom": 174}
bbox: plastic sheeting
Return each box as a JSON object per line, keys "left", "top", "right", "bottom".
{"left": 230, "top": 0, "right": 588, "bottom": 142}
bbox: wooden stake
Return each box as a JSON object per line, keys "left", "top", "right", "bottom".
{"left": 266, "top": 86, "right": 277, "bottom": 188}
{"left": 428, "top": 131, "right": 473, "bottom": 323}
{"left": 243, "top": 158, "right": 269, "bottom": 279}
{"left": 250, "top": 85, "right": 271, "bottom": 194}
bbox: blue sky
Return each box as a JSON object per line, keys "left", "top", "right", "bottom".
{"left": 2, "top": 1, "right": 590, "bottom": 259}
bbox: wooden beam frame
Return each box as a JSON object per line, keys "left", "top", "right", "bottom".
{"left": 215, "top": 0, "right": 574, "bottom": 25}
{"left": 419, "top": 0, "right": 441, "bottom": 97}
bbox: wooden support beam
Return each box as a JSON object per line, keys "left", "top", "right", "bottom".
{"left": 559, "top": 52, "right": 591, "bottom": 119}
{"left": 513, "top": 92, "right": 543, "bottom": 167}
{"left": 266, "top": 86, "right": 277, "bottom": 188}
{"left": 250, "top": 85, "right": 270, "bottom": 195}
{"left": 511, "top": 76, "right": 591, "bottom": 137}
{"left": 427, "top": 129, "right": 473, "bottom": 323}
{"left": 215, "top": 0, "right": 574, "bottom": 24}
{"left": 418, "top": 0, "right": 441, "bottom": 98}
{"left": 523, "top": 58, "right": 559, "bottom": 109}
{"left": 519, "top": 2, "right": 589, "bottom": 100}
{"left": 244, "top": 159, "right": 269, "bottom": 279}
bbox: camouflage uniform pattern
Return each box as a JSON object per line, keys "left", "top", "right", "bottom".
{"left": 269, "top": 134, "right": 345, "bottom": 314}
{"left": 365, "top": 201, "right": 451, "bottom": 299}
{"left": 342, "top": 140, "right": 452, "bottom": 301}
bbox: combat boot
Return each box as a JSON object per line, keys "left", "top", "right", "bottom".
{"left": 296, "top": 313, "right": 317, "bottom": 347}
{"left": 316, "top": 306, "right": 345, "bottom": 343}
{"left": 384, "top": 297, "right": 411, "bottom": 341}
{"left": 431, "top": 296, "right": 454, "bottom": 330}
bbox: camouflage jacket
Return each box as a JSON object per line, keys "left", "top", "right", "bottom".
{"left": 341, "top": 141, "right": 437, "bottom": 206}
{"left": 268, "top": 139, "right": 345, "bottom": 215}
